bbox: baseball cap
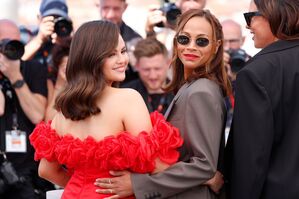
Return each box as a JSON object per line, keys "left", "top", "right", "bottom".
{"left": 39, "top": 0, "right": 69, "bottom": 18}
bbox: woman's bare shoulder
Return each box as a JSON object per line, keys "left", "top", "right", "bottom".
{"left": 111, "top": 87, "right": 144, "bottom": 102}
{"left": 51, "top": 112, "right": 66, "bottom": 135}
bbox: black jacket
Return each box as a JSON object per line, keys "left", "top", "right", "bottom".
{"left": 226, "top": 39, "right": 299, "bottom": 199}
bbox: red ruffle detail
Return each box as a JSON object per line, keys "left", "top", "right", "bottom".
{"left": 150, "top": 111, "right": 183, "bottom": 164}
{"left": 29, "top": 111, "right": 183, "bottom": 173}
{"left": 29, "top": 121, "right": 60, "bottom": 161}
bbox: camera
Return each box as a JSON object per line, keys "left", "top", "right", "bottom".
{"left": 0, "top": 39, "right": 24, "bottom": 60}
{"left": 227, "top": 48, "right": 248, "bottom": 73}
{"left": 53, "top": 17, "right": 73, "bottom": 37}
{"left": 0, "top": 152, "right": 26, "bottom": 194}
{"left": 156, "top": 1, "right": 181, "bottom": 27}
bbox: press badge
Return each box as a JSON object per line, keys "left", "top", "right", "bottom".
{"left": 5, "top": 130, "right": 27, "bottom": 153}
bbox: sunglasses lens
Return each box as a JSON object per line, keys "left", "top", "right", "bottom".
{"left": 244, "top": 12, "right": 261, "bottom": 26}
{"left": 196, "top": 38, "right": 209, "bottom": 47}
{"left": 244, "top": 13, "right": 251, "bottom": 26}
{"left": 177, "top": 35, "right": 190, "bottom": 45}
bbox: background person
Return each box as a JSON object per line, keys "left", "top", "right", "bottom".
{"left": 0, "top": 19, "right": 48, "bottom": 199}
{"left": 221, "top": 19, "right": 250, "bottom": 81}
{"left": 122, "top": 38, "right": 174, "bottom": 114}
{"left": 22, "top": 0, "right": 73, "bottom": 65}
{"left": 226, "top": 0, "right": 299, "bottom": 198}
{"left": 221, "top": 19, "right": 251, "bottom": 137}
{"left": 44, "top": 37, "right": 71, "bottom": 121}
{"left": 95, "top": 9, "right": 231, "bottom": 199}
{"left": 21, "top": 0, "right": 73, "bottom": 124}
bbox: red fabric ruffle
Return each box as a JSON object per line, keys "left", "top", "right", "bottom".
{"left": 29, "top": 111, "right": 183, "bottom": 173}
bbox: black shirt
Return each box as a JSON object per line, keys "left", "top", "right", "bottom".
{"left": 0, "top": 60, "right": 47, "bottom": 173}
{"left": 122, "top": 79, "right": 174, "bottom": 114}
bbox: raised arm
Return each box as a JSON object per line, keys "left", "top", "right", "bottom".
{"left": 0, "top": 89, "right": 4, "bottom": 116}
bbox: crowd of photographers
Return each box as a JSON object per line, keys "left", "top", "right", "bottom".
{"left": 0, "top": 0, "right": 252, "bottom": 198}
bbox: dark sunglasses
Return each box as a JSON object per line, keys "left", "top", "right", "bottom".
{"left": 243, "top": 11, "right": 262, "bottom": 27}
{"left": 176, "top": 35, "right": 210, "bottom": 47}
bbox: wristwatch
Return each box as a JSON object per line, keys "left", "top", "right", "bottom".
{"left": 12, "top": 79, "right": 25, "bottom": 89}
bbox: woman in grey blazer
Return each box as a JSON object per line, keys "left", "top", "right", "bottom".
{"left": 95, "top": 9, "right": 231, "bottom": 199}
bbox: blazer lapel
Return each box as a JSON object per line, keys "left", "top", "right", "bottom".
{"left": 164, "top": 82, "right": 191, "bottom": 120}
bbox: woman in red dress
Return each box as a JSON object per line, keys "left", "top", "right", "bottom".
{"left": 29, "top": 20, "right": 183, "bottom": 199}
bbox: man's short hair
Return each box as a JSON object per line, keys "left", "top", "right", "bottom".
{"left": 134, "top": 38, "right": 168, "bottom": 61}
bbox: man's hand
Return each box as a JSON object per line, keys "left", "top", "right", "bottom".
{"left": 0, "top": 53, "right": 22, "bottom": 83}
{"left": 94, "top": 170, "right": 134, "bottom": 199}
{"left": 145, "top": 5, "right": 166, "bottom": 33}
{"left": 37, "top": 16, "right": 55, "bottom": 42}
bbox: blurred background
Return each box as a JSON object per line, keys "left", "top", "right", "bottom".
{"left": 0, "top": 0, "right": 259, "bottom": 56}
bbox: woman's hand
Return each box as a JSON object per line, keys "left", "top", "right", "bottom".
{"left": 94, "top": 170, "right": 134, "bottom": 199}
{"left": 204, "top": 171, "right": 224, "bottom": 194}
{"left": 152, "top": 158, "right": 170, "bottom": 174}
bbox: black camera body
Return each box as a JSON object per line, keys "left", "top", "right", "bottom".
{"left": 0, "top": 39, "right": 24, "bottom": 60}
{"left": 0, "top": 153, "right": 26, "bottom": 194}
{"left": 53, "top": 17, "right": 73, "bottom": 37}
{"left": 0, "top": 39, "right": 24, "bottom": 85}
{"left": 156, "top": 1, "right": 181, "bottom": 27}
{"left": 227, "top": 48, "right": 248, "bottom": 73}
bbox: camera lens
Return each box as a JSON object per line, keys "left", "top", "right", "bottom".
{"left": 0, "top": 39, "right": 24, "bottom": 60}
{"left": 228, "top": 49, "right": 247, "bottom": 73}
{"left": 165, "top": 6, "right": 181, "bottom": 26}
{"left": 54, "top": 17, "right": 73, "bottom": 37}
{"left": 156, "top": 3, "right": 181, "bottom": 28}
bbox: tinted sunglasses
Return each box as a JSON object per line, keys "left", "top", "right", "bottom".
{"left": 243, "top": 11, "right": 262, "bottom": 27}
{"left": 176, "top": 35, "right": 210, "bottom": 47}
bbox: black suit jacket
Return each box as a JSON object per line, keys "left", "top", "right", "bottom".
{"left": 225, "top": 39, "right": 299, "bottom": 199}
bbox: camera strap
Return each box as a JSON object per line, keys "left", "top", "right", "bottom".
{"left": 0, "top": 150, "right": 7, "bottom": 162}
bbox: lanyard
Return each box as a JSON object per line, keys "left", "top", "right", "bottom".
{"left": 3, "top": 85, "right": 19, "bottom": 130}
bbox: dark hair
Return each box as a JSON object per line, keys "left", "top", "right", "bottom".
{"left": 165, "top": 9, "right": 231, "bottom": 96}
{"left": 134, "top": 38, "right": 168, "bottom": 61}
{"left": 51, "top": 37, "right": 71, "bottom": 79}
{"left": 254, "top": 0, "right": 299, "bottom": 40}
{"left": 55, "top": 20, "right": 119, "bottom": 121}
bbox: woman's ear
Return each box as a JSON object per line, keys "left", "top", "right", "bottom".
{"left": 214, "top": 40, "right": 222, "bottom": 54}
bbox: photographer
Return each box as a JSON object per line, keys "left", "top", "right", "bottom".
{"left": 221, "top": 19, "right": 251, "bottom": 135}
{"left": 222, "top": 19, "right": 251, "bottom": 81}
{"left": 22, "top": 0, "right": 73, "bottom": 66}
{"left": 0, "top": 19, "right": 48, "bottom": 199}
{"left": 145, "top": 0, "right": 206, "bottom": 56}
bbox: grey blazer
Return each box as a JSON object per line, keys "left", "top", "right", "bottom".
{"left": 131, "top": 78, "right": 226, "bottom": 199}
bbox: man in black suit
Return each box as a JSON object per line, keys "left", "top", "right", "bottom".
{"left": 226, "top": 0, "right": 299, "bottom": 198}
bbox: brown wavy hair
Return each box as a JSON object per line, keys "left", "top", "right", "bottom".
{"left": 51, "top": 37, "right": 71, "bottom": 80}
{"left": 165, "top": 9, "right": 231, "bottom": 96}
{"left": 254, "top": 0, "right": 299, "bottom": 40}
{"left": 55, "top": 20, "right": 119, "bottom": 121}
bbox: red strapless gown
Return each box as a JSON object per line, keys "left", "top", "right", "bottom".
{"left": 30, "top": 111, "right": 183, "bottom": 199}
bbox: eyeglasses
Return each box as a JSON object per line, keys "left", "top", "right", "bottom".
{"left": 243, "top": 11, "right": 262, "bottom": 27}
{"left": 176, "top": 35, "right": 210, "bottom": 47}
